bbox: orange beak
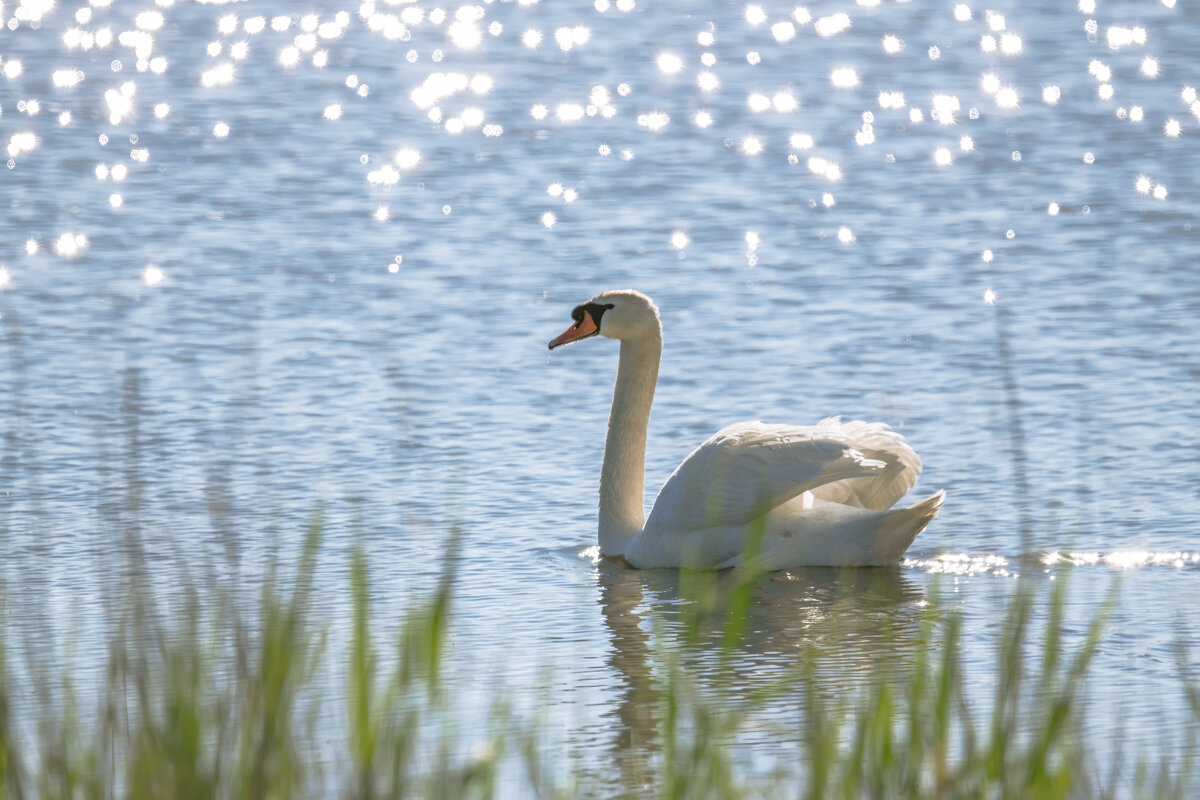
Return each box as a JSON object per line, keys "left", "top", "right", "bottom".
{"left": 548, "top": 311, "right": 599, "bottom": 350}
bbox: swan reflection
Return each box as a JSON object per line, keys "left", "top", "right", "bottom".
{"left": 593, "top": 558, "right": 925, "bottom": 780}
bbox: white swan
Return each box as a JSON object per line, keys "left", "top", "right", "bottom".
{"left": 548, "top": 289, "right": 944, "bottom": 570}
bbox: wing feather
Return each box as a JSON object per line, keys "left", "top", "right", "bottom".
{"left": 643, "top": 420, "right": 886, "bottom": 534}
{"left": 805, "top": 417, "right": 922, "bottom": 510}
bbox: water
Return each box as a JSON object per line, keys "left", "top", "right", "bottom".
{"left": 2, "top": 0, "right": 1199, "bottom": 789}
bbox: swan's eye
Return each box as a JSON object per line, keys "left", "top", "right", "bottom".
{"left": 570, "top": 305, "right": 586, "bottom": 329}
{"left": 583, "top": 302, "right": 615, "bottom": 327}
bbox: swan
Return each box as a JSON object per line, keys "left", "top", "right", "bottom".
{"left": 548, "top": 289, "right": 944, "bottom": 570}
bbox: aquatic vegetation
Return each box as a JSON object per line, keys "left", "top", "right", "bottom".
{"left": 1, "top": 521, "right": 1196, "bottom": 798}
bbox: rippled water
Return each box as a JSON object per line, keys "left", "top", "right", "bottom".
{"left": 2, "top": 0, "right": 1199, "bottom": 789}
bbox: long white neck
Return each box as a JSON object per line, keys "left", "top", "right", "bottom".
{"left": 598, "top": 330, "right": 661, "bottom": 555}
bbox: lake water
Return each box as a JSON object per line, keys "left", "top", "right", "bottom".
{"left": 2, "top": 0, "right": 1199, "bottom": 791}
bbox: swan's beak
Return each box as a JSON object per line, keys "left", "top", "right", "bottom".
{"left": 548, "top": 311, "right": 599, "bottom": 350}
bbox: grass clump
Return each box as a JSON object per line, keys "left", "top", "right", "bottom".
{"left": 1, "top": 524, "right": 1196, "bottom": 799}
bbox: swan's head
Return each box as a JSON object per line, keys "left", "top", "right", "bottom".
{"left": 548, "top": 290, "right": 661, "bottom": 350}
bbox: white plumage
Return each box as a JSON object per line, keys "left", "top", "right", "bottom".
{"left": 549, "top": 290, "right": 944, "bottom": 570}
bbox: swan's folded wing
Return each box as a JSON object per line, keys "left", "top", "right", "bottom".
{"left": 805, "top": 417, "right": 922, "bottom": 510}
{"left": 643, "top": 420, "right": 886, "bottom": 534}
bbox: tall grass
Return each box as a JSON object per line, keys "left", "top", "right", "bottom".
{"left": 1, "top": 524, "right": 1196, "bottom": 799}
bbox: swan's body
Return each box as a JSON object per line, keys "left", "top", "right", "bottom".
{"left": 549, "top": 290, "right": 944, "bottom": 569}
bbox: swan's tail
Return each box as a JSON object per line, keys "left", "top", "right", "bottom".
{"left": 873, "top": 489, "right": 945, "bottom": 562}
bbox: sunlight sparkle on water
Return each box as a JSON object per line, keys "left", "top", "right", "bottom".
{"left": 52, "top": 69, "right": 85, "bottom": 88}
{"left": 815, "top": 12, "right": 851, "bottom": 37}
{"left": 793, "top": 7, "right": 812, "bottom": 25}
{"left": 830, "top": 67, "right": 859, "bottom": 89}
{"left": 1130, "top": 105, "right": 1144, "bottom": 122}
{"left": 553, "top": 26, "right": 590, "bottom": 52}
{"left": 1141, "top": 57, "right": 1159, "bottom": 78}
{"left": 1043, "top": 550, "right": 1199, "bottom": 569}
{"left": 807, "top": 156, "right": 840, "bottom": 180}
{"left": 789, "top": 132, "right": 814, "bottom": 150}
{"left": 637, "top": 111, "right": 669, "bottom": 131}
{"left": 1153, "top": 183, "right": 1168, "bottom": 199}
{"left": 741, "top": 135, "right": 763, "bottom": 155}
{"left": 541, "top": 211, "right": 556, "bottom": 228}
{"left": 1164, "top": 118, "right": 1181, "bottom": 137}
{"left": 698, "top": 71, "right": 720, "bottom": 92}
{"left": 324, "top": 104, "right": 342, "bottom": 120}
{"left": 1089, "top": 60, "right": 1112, "bottom": 82}
{"left": 837, "top": 226, "right": 854, "bottom": 243}
{"left": 1107, "top": 26, "right": 1147, "bottom": 48}
{"left": 670, "top": 231, "right": 689, "bottom": 249}
{"left": 960, "top": 135, "right": 974, "bottom": 151}
{"left": 934, "top": 147, "right": 952, "bottom": 166}
{"left": 771, "top": 22, "right": 795, "bottom": 42}
{"left": 931, "top": 94, "right": 959, "bottom": 125}
{"left": 694, "top": 111, "right": 713, "bottom": 128}
{"left": 521, "top": 29, "right": 542, "bottom": 48}
{"left": 557, "top": 103, "right": 585, "bottom": 122}
{"left": 656, "top": 53, "right": 683, "bottom": 75}
{"left": 393, "top": 147, "right": 420, "bottom": 169}
{"left": 744, "top": 5, "right": 767, "bottom": 26}
{"left": 882, "top": 35, "right": 902, "bottom": 54}
{"left": 0, "top": 267, "right": 10, "bottom": 290}
{"left": 54, "top": 233, "right": 88, "bottom": 258}
{"left": 953, "top": 4, "right": 971, "bottom": 21}
{"left": 905, "top": 553, "right": 1010, "bottom": 576}
{"left": 213, "top": 122, "right": 229, "bottom": 138}
{"left": 1043, "top": 85, "right": 1061, "bottom": 104}
{"left": 143, "top": 264, "right": 165, "bottom": 286}
{"left": 135, "top": 10, "right": 164, "bottom": 30}
{"left": 995, "top": 86, "right": 1020, "bottom": 109}
{"left": 25, "top": 239, "right": 38, "bottom": 255}
{"left": 6, "top": 132, "right": 37, "bottom": 159}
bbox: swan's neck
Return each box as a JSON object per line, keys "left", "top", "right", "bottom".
{"left": 598, "top": 331, "right": 661, "bottom": 555}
